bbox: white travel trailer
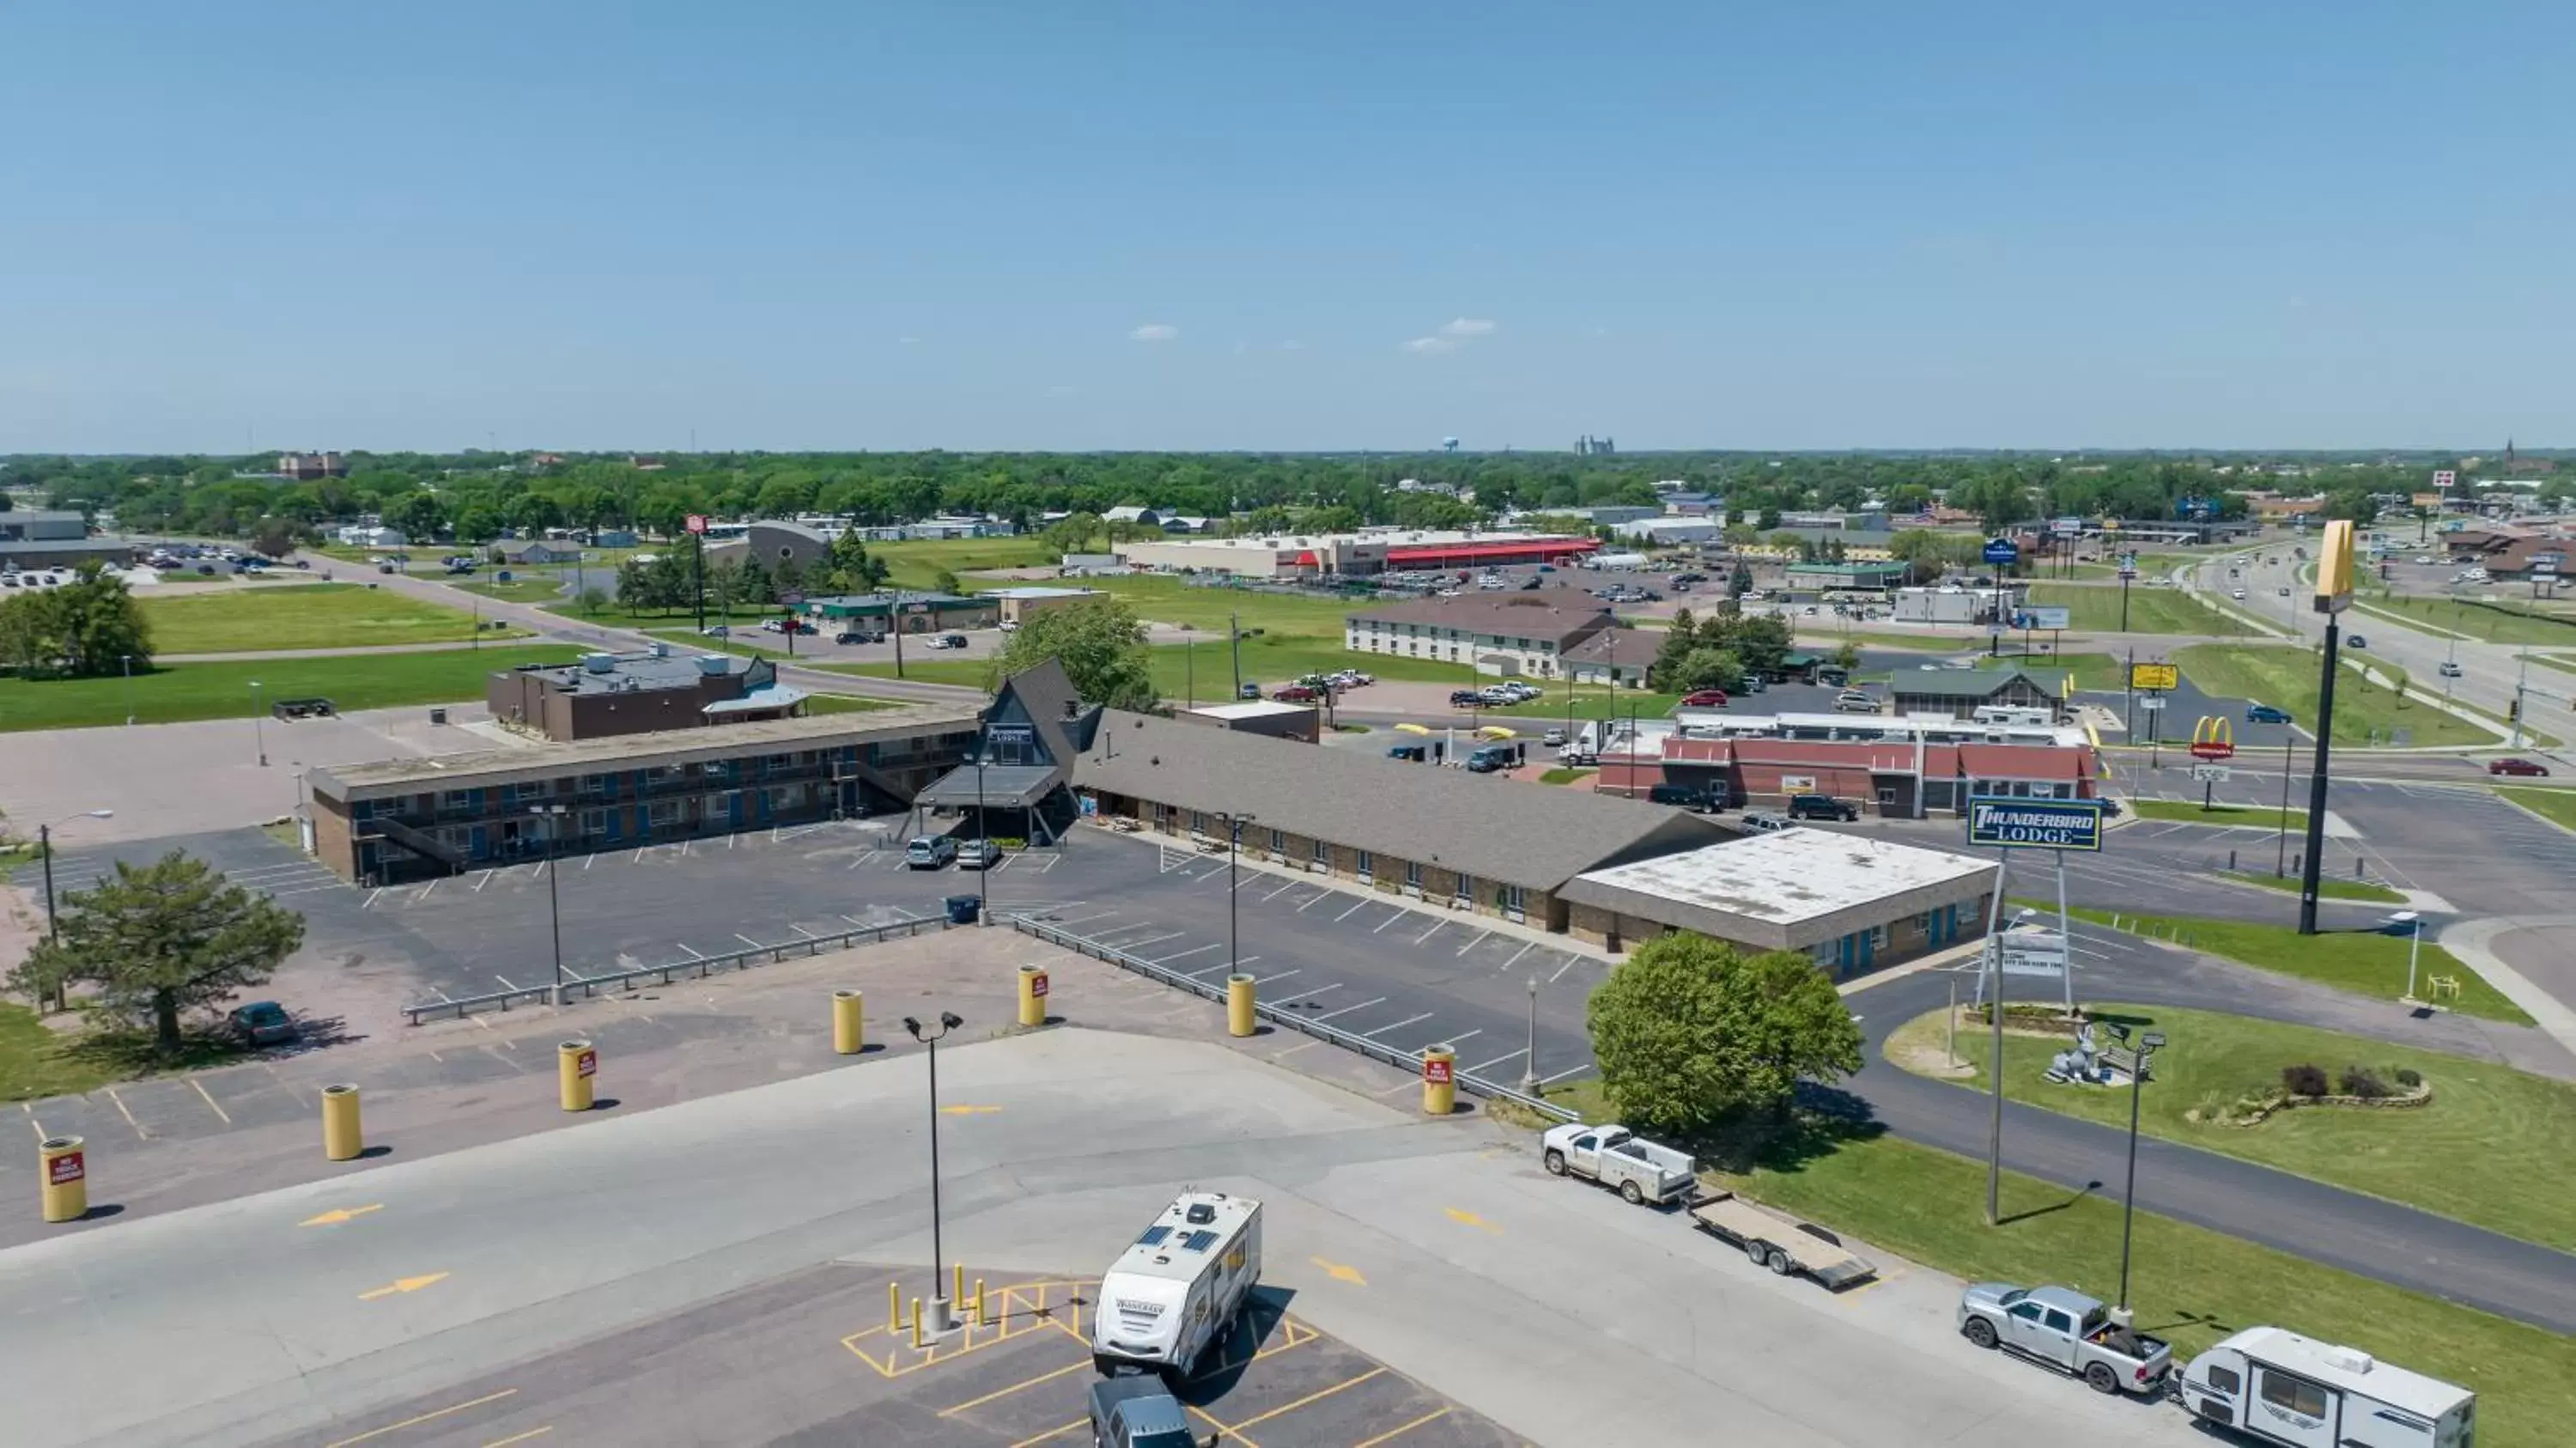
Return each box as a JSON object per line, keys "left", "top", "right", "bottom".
{"left": 2179, "top": 1327, "right": 2476, "bottom": 1448}
{"left": 1092, "top": 1191, "right": 1264, "bottom": 1378}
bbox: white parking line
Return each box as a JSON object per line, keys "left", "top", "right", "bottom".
{"left": 1540, "top": 1063, "right": 1593, "bottom": 1085}
{"left": 1297, "top": 891, "right": 1332, "bottom": 912}
{"left": 414, "top": 880, "right": 439, "bottom": 903}
{"left": 1361, "top": 1012, "right": 1434, "bottom": 1039}
{"left": 1413, "top": 919, "right": 1446, "bottom": 946}
{"left": 1455, "top": 929, "right": 1493, "bottom": 958}
{"left": 584, "top": 854, "right": 598, "bottom": 870}
{"left": 560, "top": 964, "right": 590, "bottom": 983}
{"left": 269, "top": 882, "right": 346, "bottom": 897}
{"left": 789, "top": 923, "right": 820, "bottom": 940}
{"left": 364, "top": 887, "right": 385, "bottom": 910}
{"left": 735, "top": 933, "right": 768, "bottom": 950}
{"left": 532, "top": 860, "right": 550, "bottom": 880}
{"left": 1437, "top": 1028, "right": 1482, "bottom": 1048}
{"left": 1371, "top": 909, "right": 1406, "bottom": 934}
{"left": 673, "top": 943, "right": 706, "bottom": 960}
{"left": 1310, "top": 996, "right": 1387, "bottom": 1022}
{"left": 1050, "top": 910, "right": 1120, "bottom": 927}
{"left": 1247, "top": 969, "right": 1297, "bottom": 987}
{"left": 1281, "top": 983, "right": 1342, "bottom": 1001}
{"left": 1149, "top": 943, "right": 1221, "bottom": 964}
{"left": 1335, "top": 897, "right": 1371, "bottom": 923}
{"left": 1500, "top": 940, "right": 1538, "bottom": 975}
{"left": 1548, "top": 955, "right": 1584, "bottom": 984}
{"left": 1467, "top": 1048, "right": 1528, "bottom": 1074}
{"left": 849, "top": 850, "right": 879, "bottom": 869}
{"left": 1262, "top": 879, "right": 1301, "bottom": 902}
{"left": 495, "top": 975, "right": 520, "bottom": 991}
{"left": 1107, "top": 930, "right": 1185, "bottom": 952}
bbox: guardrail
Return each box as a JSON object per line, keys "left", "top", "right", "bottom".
{"left": 401, "top": 916, "right": 953, "bottom": 1025}
{"left": 1008, "top": 914, "right": 1578, "bottom": 1123}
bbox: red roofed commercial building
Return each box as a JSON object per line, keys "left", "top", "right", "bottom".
{"left": 1598, "top": 734, "right": 2100, "bottom": 817}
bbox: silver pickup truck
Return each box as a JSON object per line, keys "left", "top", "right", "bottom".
{"left": 1957, "top": 1283, "right": 2172, "bottom": 1396}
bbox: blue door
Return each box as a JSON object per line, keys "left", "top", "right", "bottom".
{"left": 468, "top": 825, "right": 489, "bottom": 860}
{"left": 728, "top": 791, "right": 744, "bottom": 827}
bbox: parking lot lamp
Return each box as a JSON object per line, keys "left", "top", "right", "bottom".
{"left": 1218, "top": 811, "right": 1255, "bottom": 977}
{"left": 250, "top": 680, "right": 267, "bottom": 765}
{"left": 2102, "top": 1023, "right": 2167, "bottom": 1317}
{"left": 36, "top": 810, "right": 113, "bottom": 1013}
{"left": 903, "top": 1011, "right": 966, "bottom": 1333}
{"left": 538, "top": 804, "right": 568, "bottom": 1006}
{"left": 973, "top": 724, "right": 990, "bottom": 919}
{"left": 1520, "top": 975, "right": 1539, "bottom": 1094}
{"left": 2388, "top": 910, "right": 2425, "bottom": 1001}
{"left": 121, "top": 654, "right": 135, "bottom": 727}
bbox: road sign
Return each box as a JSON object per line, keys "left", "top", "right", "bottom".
{"left": 1967, "top": 797, "right": 2107, "bottom": 851}
{"left": 2018, "top": 606, "right": 2071, "bottom": 630}
{"left": 1030, "top": 971, "right": 1049, "bottom": 999}
{"left": 2190, "top": 764, "right": 2233, "bottom": 783}
{"left": 2051, "top": 517, "right": 2082, "bottom": 537}
{"left": 781, "top": 591, "right": 805, "bottom": 606}
{"left": 685, "top": 514, "right": 708, "bottom": 535}
{"left": 2139, "top": 695, "right": 2166, "bottom": 711}
{"left": 1996, "top": 930, "right": 2069, "bottom": 977}
{"left": 1982, "top": 538, "right": 2020, "bottom": 567}
{"left": 2129, "top": 662, "right": 2179, "bottom": 691}
{"left": 2190, "top": 715, "right": 2237, "bottom": 761}
{"left": 1423, "top": 1055, "right": 1454, "bottom": 1084}
{"left": 2433, "top": 470, "right": 2456, "bottom": 489}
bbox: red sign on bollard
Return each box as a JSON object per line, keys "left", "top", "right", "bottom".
{"left": 1422, "top": 1056, "right": 1453, "bottom": 1085}
{"left": 48, "top": 1151, "right": 85, "bottom": 1186}
{"left": 575, "top": 1049, "right": 598, "bottom": 1079}
{"left": 1030, "top": 972, "right": 1050, "bottom": 999}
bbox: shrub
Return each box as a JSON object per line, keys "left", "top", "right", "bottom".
{"left": 2281, "top": 1063, "right": 2329, "bottom": 1097}
{"left": 2339, "top": 1065, "right": 2389, "bottom": 1099}
{"left": 2394, "top": 1066, "right": 2423, "bottom": 1089}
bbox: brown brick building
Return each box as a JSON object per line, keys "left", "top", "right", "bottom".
{"left": 487, "top": 648, "right": 802, "bottom": 742}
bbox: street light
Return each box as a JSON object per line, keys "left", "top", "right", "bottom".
{"left": 36, "top": 810, "right": 113, "bottom": 1014}
{"left": 250, "top": 680, "right": 267, "bottom": 765}
{"left": 536, "top": 804, "right": 569, "bottom": 1006}
{"left": 1519, "top": 975, "right": 1540, "bottom": 1094}
{"left": 903, "top": 1011, "right": 967, "bottom": 1334}
{"left": 2388, "top": 910, "right": 2427, "bottom": 1002}
{"left": 2100, "top": 1022, "right": 2168, "bottom": 1317}
{"left": 1217, "top": 811, "right": 1255, "bottom": 977}
{"left": 973, "top": 721, "right": 990, "bottom": 922}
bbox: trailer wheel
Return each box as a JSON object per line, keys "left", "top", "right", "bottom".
{"left": 1745, "top": 1238, "right": 1770, "bottom": 1268}
{"left": 1544, "top": 1150, "right": 1567, "bottom": 1177}
{"left": 1766, "top": 1248, "right": 1796, "bottom": 1276}
{"left": 1620, "top": 1179, "right": 1644, "bottom": 1205}
{"left": 2085, "top": 1362, "right": 2120, "bottom": 1395}
{"left": 1962, "top": 1317, "right": 1998, "bottom": 1350}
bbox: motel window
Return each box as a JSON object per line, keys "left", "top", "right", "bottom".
{"left": 580, "top": 774, "right": 605, "bottom": 794}
{"left": 1870, "top": 925, "right": 1888, "bottom": 952}
{"left": 1191, "top": 811, "right": 1207, "bottom": 834}
{"left": 648, "top": 800, "right": 682, "bottom": 826}
{"left": 1313, "top": 838, "right": 1328, "bottom": 865}
{"left": 1356, "top": 849, "right": 1375, "bottom": 881}
{"left": 1269, "top": 828, "right": 1285, "bottom": 855}
{"left": 441, "top": 789, "right": 471, "bottom": 810}
{"left": 1454, "top": 873, "right": 1473, "bottom": 902}
{"left": 1499, "top": 884, "right": 1527, "bottom": 916}
{"left": 582, "top": 809, "right": 607, "bottom": 836}
{"left": 1404, "top": 860, "right": 1423, "bottom": 889}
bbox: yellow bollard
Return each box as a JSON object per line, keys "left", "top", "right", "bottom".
{"left": 1421, "top": 1043, "right": 1457, "bottom": 1116}
{"left": 909, "top": 1296, "right": 925, "bottom": 1348}
{"left": 953, "top": 1262, "right": 964, "bottom": 1309}
{"left": 888, "top": 1280, "right": 901, "bottom": 1334}
{"left": 1017, "top": 964, "right": 1048, "bottom": 1029}
{"left": 321, "top": 1083, "right": 363, "bottom": 1162}
{"left": 1226, "top": 974, "right": 1256, "bottom": 1037}
{"left": 833, "top": 989, "right": 866, "bottom": 1055}
{"left": 39, "top": 1136, "right": 88, "bottom": 1224}
{"left": 558, "top": 1039, "right": 597, "bottom": 1112}
{"left": 975, "top": 1278, "right": 987, "bottom": 1328}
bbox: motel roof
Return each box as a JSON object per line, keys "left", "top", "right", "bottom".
{"left": 1562, "top": 830, "right": 1999, "bottom": 951}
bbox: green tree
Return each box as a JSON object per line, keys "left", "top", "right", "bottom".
{"left": 933, "top": 568, "right": 963, "bottom": 596}
{"left": 1649, "top": 610, "right": 1698, "bottom": 690}
{"left": 1728, "top": 560, "right": 1755, "bottom": 599}
{"left": 383, "top": 490, "right": 447, "bottom": 541}
{"left": 1587, "top": 933, "right": 1863, "bottom": 1134}
{"left": 576, "top": 586, "right": 610, "bottom": 616}
{"left": 1674, "top": 646, "right": 1745, "bottom": 692}
{"left": 1730, "top": 614, "right": 1794, "bottom": 677}
{"left": 991, "top": 595, "right": 1157, "bottom": 711}
{"left": 13, "top": 852, "right": 306, "bottom": 1058}
{"left": 1831, "top": 639, "right": 1861, "bottom": 672}
{"left": 0, "top": 562, "right": 153, "bottom": 678}
{"left": 825, "top": 531, "right": 889, "bottom": 593}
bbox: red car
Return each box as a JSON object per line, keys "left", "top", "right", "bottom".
{"left": 1272, "top": 685, "right": 1318, "bottom": 703}
{"left": 1680, "top": 690, "right": 1730, "bottom": 708}
{"left": 2489, "top": 757, "right": 2550, "bottom": 777}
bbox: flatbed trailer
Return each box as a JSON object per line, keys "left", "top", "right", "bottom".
{"left": 1686, "top": 1189, "right": 1878, "bottom": 1290}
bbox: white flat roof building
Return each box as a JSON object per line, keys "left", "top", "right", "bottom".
{"left": 1184, "top": 700, "right": 1311, "bottom": 721}
{"left": 1114, "top": 529, "right": 1594, "bottom": 579}
{"left": 1562, "top": 830, "right": 1998, "bottom": 958}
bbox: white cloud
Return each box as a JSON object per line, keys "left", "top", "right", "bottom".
{"left": 1439, "top": 317, "right": 1498, "bottom": 338}
{"left": 1403, "top": 336, "right": 1457, "bottom": 354}
{"left": 1128, "top": 323, "right": 1180, "bottom": 343}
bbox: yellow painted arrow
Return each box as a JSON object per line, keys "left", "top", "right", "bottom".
{"left": 357, "top": 1272, "right": 448, "bottom": 1301}
{"left": 1309, "top": 1256, "right": 1368, "bottom": 1287}
{"left": 938, "top": 1104, "right": 1003, "bottom": 1116}
{"left": 1443, "top": 1207, "right": 1502, "bottom": 1234}
{"left": 301, "top": 1204, "right": 385, "bottom": 1228}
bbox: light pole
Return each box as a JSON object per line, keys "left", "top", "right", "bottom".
{"left": 2275, "top": 730, "right": 2296, "bottom": 878}
{"left": 1218, "top": 811, "right": 1255, "bottom": 976}
{"left": 1519, "top": 975, "right": 1539, "bottom": 1094}
{"left": 250, "top": 680, "right": 267, "bottom": 765}
{"left": 2101, "top": 1022, "right": 2167, "bottom": 1317}
{"left": 2390, "top": 910, "right": 2426, "bottom": 1001}
{"left": 121, "top": 654, "right": 135, "bottom": 727}
{"left": 903, "top": 1010, "right": 966, "bottom": 1334}
{"left": 538, "top": 804, "right": 568, "bottom": 1006}
{"left": 36, "top": 809, "right": 113, "bottom": 1013}
{"left": 973, "top": 721, "right": 990, "bottom": 921}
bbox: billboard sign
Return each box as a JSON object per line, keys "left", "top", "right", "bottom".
{"left": 2190, "top": 764, "right": 2233, "bottom": 783}
{"left": 2314, "top": 519, "right": 2357, "bottom": 613}
{"left": 2016, "top": 606, "right": 2072, "bottom": 630}
{"left": 2433, "top": 470, "right": 2457, "bottom": 489}
{"left": 2051, "top": 517, "right": 2082, "bottom": 537}
{"left": 685, "top": 514, "right": 708, "bottom": 535}
{"left": 1996, "top": 929, "right": 2069, "bottom": 977}
{"left": 2129, "top": 661, "right": 2179, "bottom": 691}
{"left": 1982, "top": 538, "right": 2021, "bottom": 567}
{"left": 1967, "top": 797, "right": 2107, "bottom": 851}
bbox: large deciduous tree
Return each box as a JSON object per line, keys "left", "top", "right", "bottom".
{"left": 991, "top": 595, "right": 1157, "bottom": 711}
{"left": 0, "top": 561, "right": 153, "bottom": 678}
{"left": 13, "top": 852, "right": 306, "bottom": 1056}
{"left": 1587, "top": 933, "right": 1863, "bottom": 1135}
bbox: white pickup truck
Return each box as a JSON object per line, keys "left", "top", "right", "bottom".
{"left": 1540, "top": 1123, "right": 1696, "bottom": 1205}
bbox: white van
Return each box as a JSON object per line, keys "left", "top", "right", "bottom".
{"left": 2179, "top": 1327, "right": 2475, "bottom": 1448}
{"left": 1971, "top": 705, "right": 2057, "bottom": 727}
{"left": 1092, "top": 1191, "right": 1264, "bottom": 1378}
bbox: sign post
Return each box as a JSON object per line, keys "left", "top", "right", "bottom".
{"left": 1965, "top": 796, "right": 2108, "bottom": 1224}
{"left": 2300, "top": 520, "right": 2358, "bottom": 934}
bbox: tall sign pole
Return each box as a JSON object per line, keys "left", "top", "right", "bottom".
{"left": 686, "top": 514, "right": 708, "bottom": 633}
{"left": 1965, "top": 795, "right": 2106, "bottom": 1226}
{"left": 2298, "top": 520, "right": 2356, "bottom": 935}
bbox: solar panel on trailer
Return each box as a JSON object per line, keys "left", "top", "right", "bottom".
{"left": 1182, "top": 1230, "right": 1220, "bottom": 1252}
{"left": 1137, "top": 1226, "right": 1172, "bottom": 1247}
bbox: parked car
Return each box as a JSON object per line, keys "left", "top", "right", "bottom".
{"left": 904, "top": 836, "right": 959, "bottom": 868}
{"left": 1649, "top": 782, "right": 1726, "bottom": 812}
{"left": 2489, "top": 757, "right": 2549, "bottom": 777}
{"left": 1237, "top": 682, "right": 1261, "bottom": 700}
{"left": 1787, "top": 794, "right": 1859, "bottom": 822}
{"left": 1272, "top": 685, "right": 1317, "bottom": 703}
{"left": 1540, "top": 1123, "right": 1696, "bottom": 1206}
{"left": 1738, "top": 809, "right": 1794, "bottom": 832}
{"left": 2346, "top": 635, "right": 2367, "bottom": 650}
{"left": 2245, "top": 703, "right": 2293, "bottom": 724}
{"left": 1541, "top": 727, "right": 1566, "bottom": 746}
{"left": 1463, "top": 743, "right": 1517, "bottom": 773}
{"left": 1833, "top": 691, "right": 1879, "bottom": 714}
{"left": 1386, "top": 743, "right": 1428, "bottom": 763}
{"left": 1449, "top": 690, "right": 1485, "bottom": 708}
{"left": 1957, "top": 1283, "right": 2172, "bottom": 1397}
{"left": 2438, "top": 660, "right": 2462, "bottom": 678}
{"left": 1087, "top": 1374, "right": 1200, "bottom": 1448}
{"left": 228, "top": 1001, "right": 300, "bottom": 1049}
{"left": 702, "top": 624, "right": 732, "bottom": 637}
{"left": 1679, "top": 689, "right": 1729, "bottom": 709}
{"left": 937, "top": 633, "right": 969, "bottom": 648}
{"left": 955, "top": 839, "right": 1001, "bottom": 870}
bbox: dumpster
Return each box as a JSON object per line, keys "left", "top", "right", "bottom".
{"left": 945, "top": 895, "right": 981, "bottom": 925}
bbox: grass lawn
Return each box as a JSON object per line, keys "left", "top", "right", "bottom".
{"left": 2496, "top": 785, "right": 2576, "bottom": 832}
{"left": 0, "top": 1003, "right": 117, "bottom": 1101}
{"left": 803, "top": 693, "right": 898, "bottom": 715}
{"left": 1917, "top": 1001, "right": 2576, "bottom": 1252}
{"left": 0, "top": 646, "right": 583, "bottom": 731}
{"left": 875, "top": 536, "right": 1059, "bottom": 590}
{"left": 2218, "top": 870, "right": 2404, "bottom": 903}
{"left": 2354, "top": 590, "right": 2576, "bottom": 647}
{"left": 138, "top": 582, "right": 518, "bottom": 653}
{"left": 455, "top": 577, "right": 572, "bottom": 605}
{"left": 1072, "top": 575, "right": 1363, "bottom": 636}
{"left": 820, "top": 657, "right": 988, "bottom": 688}
{"left": 2058, "top": 903, "right": 2531, "bottom": 1025}
{"left": 641, "top": 628, "right": 791, "bottom": 660}
{"left": 1832, "top": 629, "right": 1974, "bottom": 651}
{"left": 542, "top": 599, "right": 777, "bottom": 630}
{"left": 1538, "top": 767, "right": 1595, "bottom": 785}
{"left": 2127, "top": 798, "right": 2309, "bottom": 832}
{"left": 2026, "top": 581, "right": 2249, "bottom": 636}
{"left": 2171, "top": 643, "right": 2494, "bottom": 747}
{"left": 1702, "top": 1131, "right": 2570, "bottom": 1448}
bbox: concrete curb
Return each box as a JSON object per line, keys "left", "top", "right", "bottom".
{"left": 2433, "top": 916, "right": 2576, "bottom": 1062}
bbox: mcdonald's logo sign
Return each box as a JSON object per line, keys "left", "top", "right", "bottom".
{"left": 2190, "top": 715, "right": 2236, "bottom": 761}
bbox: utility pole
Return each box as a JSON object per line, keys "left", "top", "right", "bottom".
{"left": 1519, "top": 975, "right": 1539, "bottom": 1094}
{"left": 693, "top": 529, "right": 705, "bottom": 634}
{"left": 1230, "top": 611, "right": 1242, "bottom": 701}
{"left": 2298, "top": 615, "right": 2343, "bottom": 934}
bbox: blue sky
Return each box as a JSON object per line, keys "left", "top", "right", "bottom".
{"left": 5, "top": 2, "right": 2569, "bottom": 453}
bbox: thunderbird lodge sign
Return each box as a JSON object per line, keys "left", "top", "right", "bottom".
{"left": 1966, "top": 797, "right": 2107, "bottom": 852}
